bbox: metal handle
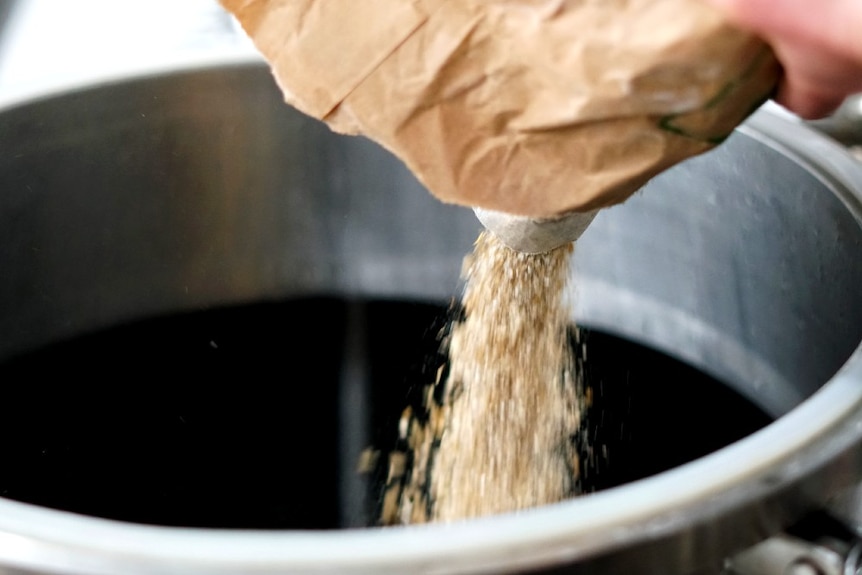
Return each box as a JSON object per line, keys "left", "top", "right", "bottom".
{"left": 808, "top": 94, "right": 862, "bottom": 148}
{"left": 727, "top": 512, "right": 862, "bottom": 575}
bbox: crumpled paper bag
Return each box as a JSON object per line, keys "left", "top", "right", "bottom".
{"left": 220, "top": 0, "right": 779, "bottom": 218}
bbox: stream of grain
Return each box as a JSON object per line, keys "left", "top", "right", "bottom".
{"left": 381, "top": 231, "right": 583, "bottom": 524}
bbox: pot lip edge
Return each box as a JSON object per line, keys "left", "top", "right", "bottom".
{"left": 741, "top": 102, "right": 862, "bottom": 222}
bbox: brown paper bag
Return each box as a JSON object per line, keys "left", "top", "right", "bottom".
{"left": 220, "top": 0, "right": 779, "bottom": 218}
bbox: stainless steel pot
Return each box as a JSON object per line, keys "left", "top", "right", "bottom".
{"left": 1, "top": 44, "right": 862, "bottom": 575}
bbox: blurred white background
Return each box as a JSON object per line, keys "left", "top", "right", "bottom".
{"left": 0, "top": 0, "right": 256, "bottom": 93}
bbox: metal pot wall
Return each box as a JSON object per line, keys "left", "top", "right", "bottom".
{"left": 1, "top": 52, "right": 862, "bottom": 574}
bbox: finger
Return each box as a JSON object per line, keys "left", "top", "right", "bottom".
{"left": 773, "top": 79, "right": 848, "bottom": 120}
{"left": 704, "top": 0, "right": 862, "bottom": 60}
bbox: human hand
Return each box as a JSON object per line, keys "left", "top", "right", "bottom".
{"left": 705, "top": 0, "right": 862, "bottom": 119}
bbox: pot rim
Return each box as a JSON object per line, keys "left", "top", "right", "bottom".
{"left": 1, "top": 54, "right": 861, "bottom": 575}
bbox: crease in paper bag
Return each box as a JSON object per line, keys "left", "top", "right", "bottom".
{"left": 221, "top": 0, "right": 780, "bottom": 218}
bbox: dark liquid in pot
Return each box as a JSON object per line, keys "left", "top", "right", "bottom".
{"left": 0, "top": 298, "right": 771, "bottom": 529}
